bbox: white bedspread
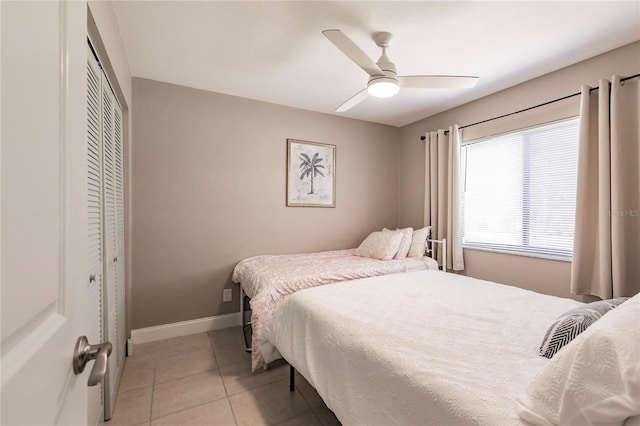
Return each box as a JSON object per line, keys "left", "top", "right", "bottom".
{"left": 262, "top": 270, "right": 583, "bottom": 426}
{"left": 232, "top": 249, "right": 437, "bottom": 371}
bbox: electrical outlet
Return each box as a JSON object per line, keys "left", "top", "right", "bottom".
{"left": 223, "top": 288, "right": 232, "bottom": 302}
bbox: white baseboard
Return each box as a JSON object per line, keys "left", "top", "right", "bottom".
{"left": 130, "top": 312, "right": 242, "bottom": 345}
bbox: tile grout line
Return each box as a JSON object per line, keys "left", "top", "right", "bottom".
{"left": 148, "top": 367, "right": 229, "bottom": 422}
{"left": 225, "top": 378, "right": 310, "bottom": 426}
{"left": 312, "top": 410, "right": 325, "bottom": 426}
{"left": 149, "top": 366, "right": 226, "bottom": 420}
{"left": 210, "top": 331, "right": 240, "bottom": 426}
{"left": 227, "top": 396, "right": 240, "bottom": 426}
{"left": 148, "top": 355, "right": 157, "bottom": 424}
{"left": 147, "top": 333, "right": 221, "bottom": 421}
{"left": 220, "top": 361, "right": 290, "bottom": 397}
{"left": 297, "top": 388, "right": 313, "bottom": 418}
{"left": 154, "top": 365, "right": 219, "bottom": 387}
{"left": 149, "top": 394, "right": 231, "bottom": 424}
{"left": 295, "top": 381, "right": 334, "bottom": 426}
{"left": 154, "top": 347, "right": 215, "bottom": 363}
{"left": 209, "top": 334, "right": 228, "bottom": 398}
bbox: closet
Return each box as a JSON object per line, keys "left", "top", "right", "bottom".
{"left": 87, "top": 42, "right": 126, "bottom": 422}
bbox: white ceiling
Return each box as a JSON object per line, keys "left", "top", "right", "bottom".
{"left": 112, "top": 1, "right": 640, "bottom": 127}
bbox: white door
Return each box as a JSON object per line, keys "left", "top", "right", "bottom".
{"left": 1, "top": 2, "right": 99, "bottom": 425}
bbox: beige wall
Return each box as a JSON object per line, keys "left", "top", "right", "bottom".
{"left": 132, "top": 78, "right": 400, "bottom": 329}
{"left": 131, "top": 42, "right": 638, "bottom": 329}
{"left": 398, "top": 41, "right": 640, "bottom": 300}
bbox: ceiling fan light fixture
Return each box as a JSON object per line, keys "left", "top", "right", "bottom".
{"left": 367, "top": 77, "right": 399, "bottom": 98}
{"left": 323, "top": 29, "right": 478, "bottom": 112}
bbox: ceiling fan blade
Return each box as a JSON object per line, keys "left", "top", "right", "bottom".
{"left": 399, "top": 75, "right": 479, "bottom": 89}
{"left": 322, "top": 29, "right": 384, "bottom": 77}
{"left": 335, "top": 88, "right": 369, "bottom": 112}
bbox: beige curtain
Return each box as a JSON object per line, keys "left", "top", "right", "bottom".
{"left": 571, "top": 76, "right": 640, "bottom": 299}
{"left": 424, "top": 125, "right": 464, "bottom": 271}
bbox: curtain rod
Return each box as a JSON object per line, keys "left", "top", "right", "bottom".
{"left": 419, "top": 72, "right": 640, "bottom": 141}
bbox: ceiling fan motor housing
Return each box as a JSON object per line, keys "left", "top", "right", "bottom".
{"left": 370, "top": 32, "right": 398, "bottom": 87}
{"left": 368, "top": 49, "right": 399, "bottom": 95}
{"left": 374, "top": 31, "right": 398, "bottom": 79}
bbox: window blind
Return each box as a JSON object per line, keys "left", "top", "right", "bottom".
{"left": 460, "top": 118, "right": 580, "bottom": 259}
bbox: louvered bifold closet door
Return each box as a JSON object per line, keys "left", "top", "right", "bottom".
{"left": 113, "top": 90, "right": 126, "bottom": 381}
{"left": 101, "top": 72, "right": 119, "bottom": 416}
{"left": 87, "top": 46, "right": 105, "bottom": 425}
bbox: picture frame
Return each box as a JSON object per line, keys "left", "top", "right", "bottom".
{"left": 286, "top": 139, "right": 336, "bottom": 207}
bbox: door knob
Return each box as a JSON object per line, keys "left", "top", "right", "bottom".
{"left": 73, "top": 336, "right": 112, "bottom": 386}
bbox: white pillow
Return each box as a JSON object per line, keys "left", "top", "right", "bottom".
{"left": 407, "top": 226, "right": 431, "bottom": 258}
{"left": 394, "top": 227, "right": 413, "bottom": 260}
{"left": 382, "top": 228, "right": 414, "bottom": 260}
{"left": 354, "top": 231, "right": 403, "bottom": 261}
{"left": 516, "top": 294, "right": 640, "bottom": 426}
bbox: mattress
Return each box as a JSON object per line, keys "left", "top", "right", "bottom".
{"left": 261, "top": 270, "right": 583, "bottom": 426}
{"left": 232, "top": 249, "right": 438, "bottom": 371}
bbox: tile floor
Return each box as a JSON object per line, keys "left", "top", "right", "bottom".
{"left": 109, "top": 327, "right": 342, "bottom": 426}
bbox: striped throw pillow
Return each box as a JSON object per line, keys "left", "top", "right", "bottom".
{"left": 539, "top": 297, "right": 629, "bottom": 358}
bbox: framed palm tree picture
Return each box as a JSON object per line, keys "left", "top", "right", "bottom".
{"left": 287, "top": 139, "right": 336, "bottom": 207}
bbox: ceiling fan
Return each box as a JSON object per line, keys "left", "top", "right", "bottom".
{"left": 322, "top": 29, "right": 479, "bottom": 112}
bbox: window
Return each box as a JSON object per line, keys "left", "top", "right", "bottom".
{"left": 460, "top": 118, "right": 580, "bottom": 259}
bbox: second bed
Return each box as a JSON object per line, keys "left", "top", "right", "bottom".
{"left": 232, "top": 246, "right": 441, "bottom": 371}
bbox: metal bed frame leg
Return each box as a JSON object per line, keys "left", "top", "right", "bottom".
{"left": 289, "top": 365, "right": 295, "bottom": 392}
{"left": 240, "top": 286, "right": 252, "bottom": 352}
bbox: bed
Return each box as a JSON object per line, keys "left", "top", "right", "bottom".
{"left": 232, "top": 239, "right": 442, "bottom": 371}
{"left": 261, "top": 270, "right": 640, "bottom": 426}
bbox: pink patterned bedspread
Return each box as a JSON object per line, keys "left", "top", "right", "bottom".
{"left": 231, "top": 249, "right": 438, "bottom": 371}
